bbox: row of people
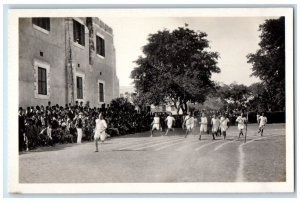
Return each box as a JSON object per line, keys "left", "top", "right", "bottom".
{"left": 151, "top": 112, "right": 268, "bottom": 140}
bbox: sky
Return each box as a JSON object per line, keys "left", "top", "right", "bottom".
{"left": 101, "top": 17, "right": 274, "bottom": 87}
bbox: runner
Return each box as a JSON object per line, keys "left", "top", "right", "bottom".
{"left": 199, "top": 113, "right": 208, "bottom": 141}
{"left": 192, "top": 112, "right": 198, "bottom": 136}
{"left": 150, "top": 113, "right": 160, "bottom": 137}
{"left": 256, "top": 112, "right": 260, "bottom": 125}
{"left": 236, "top": 112, "right": 247, "bottom": 139}
{"left": 220, "top": 114, "right": 230, "bottom": 139}
{"left": 164, "top": 113, "right": 175, "bottom": 136}
{"left": 183, "top": 112, "right": 193, "bottom": 138}
{"left": 257, "top": 112, "right": 267, "bottom": 136}
{"left": 211, "top": 114, "right": 220, "bottom": 140}
{"left": 94, "top": 113, "right": 107, "bottom": 152}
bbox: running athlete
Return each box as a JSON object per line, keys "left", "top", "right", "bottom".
{"left": 164, "top": 113, "right": 175, "bottom": 136}
{"left": 199, "top": 113, "right": 208, "bottom": 141}
{"left": 183, "top": 112, "right": 193, "bottom": 138}
{"left": 211, "top": 114, "right": 220, "bottom": 140}
{"left": 236, "top": 112, "right": 247, "bottom": 138}
{"left": 220, "top": 114, "right": 230, "bottom": 139}
{"left": 150, "top": 113, "right": 160, "bottom": 137}
{"left": 257, "top": 113, "right": 267, "bottom": 136}
{"left": 94, "top": 113, "right": 107, "bottom": 152}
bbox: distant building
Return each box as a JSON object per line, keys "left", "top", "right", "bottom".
{"left": 19, "top": 17, "right": 119, "bottom": 107}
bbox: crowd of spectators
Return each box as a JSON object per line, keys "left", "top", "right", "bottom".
{"left": 18, "top": 99, "right": 155, "bottom": 152}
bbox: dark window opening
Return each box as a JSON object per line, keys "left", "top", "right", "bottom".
{"left": 99, "top": 83, "right": 104, "bottom": 102}
{"left": 96, "top": 35, "right": 105, "bottom": 57}
{"left": 38, "top": 67, "right": 47, "bottom": 95}
{"left": 32, "top": 18, "right": 50, "bottom": 31}
{"left": 77, "top": 77, "right": 83, "bottom": 99}
{"left": 73, "top": 19, "right": 85, "bottom": 46}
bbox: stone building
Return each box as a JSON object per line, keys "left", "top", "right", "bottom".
{"left": 19, "top": 17, "right": 119, "bottom": 107}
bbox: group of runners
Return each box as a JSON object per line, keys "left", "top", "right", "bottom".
{"left": 150, "top": 112, "right": 268, "bottom": 141}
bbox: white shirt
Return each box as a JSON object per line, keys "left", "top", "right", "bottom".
{"left": 166, "top": 116, "right": 175, "bottom": 125}
{"left": 236, "top": 116, "right": 246, "bottom": 127}
{"left": 200, "top": 117, "right": 208, "bottom": 125}
{"left": 211, "top": 118, "right": 220, "bottom": 127}
{"left": 185, "top": 115, "right": 193, "bottom": 126}
{"left": 220, "top": 117, "right": 230, "bottom": 128}
{"left": 95, "top": 119, "right": 107, "bottom": 132}
{"left": 153, "top": 117, "right": 160, "bottom": 124}
{"left": 258, "top": 116, "right": 267, "bottom": 127}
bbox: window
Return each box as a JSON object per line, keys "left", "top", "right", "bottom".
{"left": 99, "top": 83, "right": 104, "bottom": 102}
{"left": 96, "top": 35, "right": 105, "bottom": 57}
{"left": 73, "top": 19, "right": 85, "bottom": 46}
{"left": 32, "top": 18, "right": 50, "bottom": 31}
{"left": 38, "top": 67, "right": 47, "bottom": 95}
{"left": 77, "top": 77, "right": 83, "bottom": 99}
{"left": 33, "top": 59, "right": 50, "bottom": 99}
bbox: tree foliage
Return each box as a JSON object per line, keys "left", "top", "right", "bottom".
{"left": 131, "top": 25, "right": 220, "bottom": 113}
{"left": 247, "top": 82, "right": 270, "bottom": 112}
{"left": 217, "top": 83, "right": 251, "bottom": 111}
{"left": 247, "top": 17, "right": 285, "bottom": 110}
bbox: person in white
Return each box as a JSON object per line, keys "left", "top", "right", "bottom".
{"left": 150, "top": 113, "right": 160, "bottom": 137}
{"left": 75, "top": 112, "right": 83, "bottom": 144}
{"left": 220, "top": 114, "right": 230, "bottom": 139}
{"left": 236, "top": 112, "right": 247, "bottom": 138}
{"left": 256, "top": 112, "right": 260, "bottom": 125}
{"left": 183, "top": 112, "right": 193, "bottom": 138}
{"left": 164, "top": 113, "right": 175, "bottom": 136}
{"left": 199, "top": 113, "right": 208, "bottom": 141}
{"left": 94, "top": 113, "right": 107, "bottom": 152}
{"left": 211, "top": 114, "right": 220, "bottom": 140}
{"left": 192, "top": 113, "right": 198, "bottom": 136}
{"left": 257, "top": 113, "right": 267, "bottom": 136}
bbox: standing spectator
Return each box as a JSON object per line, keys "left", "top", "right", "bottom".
{"left": 19, "top": 107, "right": 26, "bottom": 151}
{"left": 75, "top": 112, "right": 83, "bottom": 144}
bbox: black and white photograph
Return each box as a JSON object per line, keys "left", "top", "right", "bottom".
{"left": 7, "top": 8, "right": 294, "bottom": 193}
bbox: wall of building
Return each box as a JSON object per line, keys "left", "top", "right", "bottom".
{"left": 19, "top": 17, "right": 119, "bottom": 108}
{"left": 19, "top": 18, "right": 66, "bottom": 107}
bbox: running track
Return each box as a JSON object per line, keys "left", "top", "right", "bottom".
{"left": 19, "top": 124, "right": 286, "bottom": 183}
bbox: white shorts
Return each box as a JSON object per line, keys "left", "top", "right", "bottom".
{"left": 212, "top": 127, "right": 219, "bottom": 133}
{"left": 167, "top": 124, "right": 173, "bottom": 129}
{"left": 200, "top": 125, "right": 207, "bottom": 132}
{"left": 220, "top": 126, "right": 227, "bottom": 132}
{"left": 186, "top": 124, "right": 193, "bottom": 130}
{"left": 152, "top": 124, "right": 160, "bottom": 130}
{"left": 238, "top": 124, "right": 245, "bottom": 130}
{"left": 94, "top": 131, "right": 106, "bottom": 140}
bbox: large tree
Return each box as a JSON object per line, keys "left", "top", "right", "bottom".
{"left": 247, "top": 82, "right": 271, "bottom": 112}
{"left": 218, "top": 83, "right": 251, "bottom": 111}
{"left": 131, "top": 25, "right": 220, "bottom": 113}
{"left": 247, "top": 17, "right": 285, "bottom": 111}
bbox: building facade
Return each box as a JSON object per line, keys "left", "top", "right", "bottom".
{"left": 19, "top": 17, "right": 119, "bottom": 107}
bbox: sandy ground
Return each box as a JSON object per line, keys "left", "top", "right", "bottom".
{"left": 19, "top": 124, "right": 286, "bottom": 183}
